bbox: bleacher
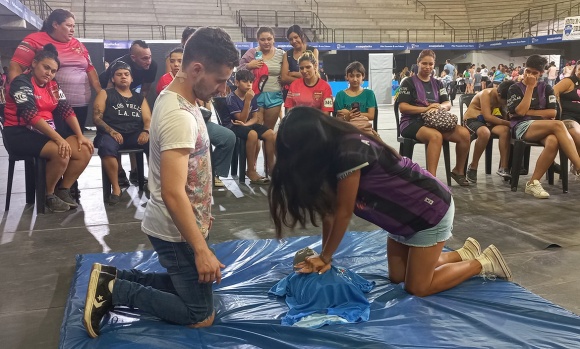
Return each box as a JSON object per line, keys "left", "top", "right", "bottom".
{"left": 421, "top": 0, "right": 580, "bottom": 38}
{"left": 40, "top": 0, "right": 579, "bottom": 42}
{"left": 43, "top": 0, "right": 244, "bottom": 41}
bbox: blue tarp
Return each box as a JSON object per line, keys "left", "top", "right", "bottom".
{"left": 60, "top": 230, "right": 580, "bottom": 349}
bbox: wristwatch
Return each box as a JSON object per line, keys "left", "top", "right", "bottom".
{"left": 141, "top": 129, "right": 149, "bottom": 134}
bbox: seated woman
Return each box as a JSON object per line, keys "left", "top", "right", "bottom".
{"left": 93, "top": 61, "right": 151, "bottom": 205}
{"left": 508, "top": 55, "right": 580, "bottom": 199}
{"left": 225, "top": 69, "right": 276, "bottom": 182}
{"left": 334, "top": 61, "right": 378, "bottom": 137}
{"left": 398, "top": 49, "right": 471, "bottom": 185}
{"left": 285, "top": 51, "right": 333, "bottom": 115}
{"left": 553, "top": 60, "right": 580, "bottom": 173}
{"left": 3, "top": 44, "right": 93, "bottom": 212}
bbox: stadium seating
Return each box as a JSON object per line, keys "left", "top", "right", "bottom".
{"left": 41, "top": 0, "right": 576, "bottom": 42}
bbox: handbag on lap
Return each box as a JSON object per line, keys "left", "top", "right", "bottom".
{"left": 421, "top": 109, "right": 458, "bottom": 133}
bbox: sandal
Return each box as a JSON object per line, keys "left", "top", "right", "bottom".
{"left": 250, "top": 177, "right": 270, "bottom": 185}
{"left": 450, "top": 172, "right": 470, "bottom": 186}
{"left": 466, "top": 167, "right": 477, "bottom": 184}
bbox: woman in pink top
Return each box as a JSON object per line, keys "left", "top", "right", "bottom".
{"left": 9, "top": 9, "right": 102, "bottom": 199}
{"left": 9, "top": 9, "right": 102, "bottom": 134}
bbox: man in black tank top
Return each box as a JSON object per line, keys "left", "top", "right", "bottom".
{"left": 93, "top": 61, "right": 152, "bottom": 204}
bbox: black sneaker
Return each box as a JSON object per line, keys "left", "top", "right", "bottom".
{"left": 129, "top": 170, "right": 148, "bottom": 186}
{"left": 45, "top": 194, "right": 70, "bottom": 213}
{"left": 70, "top": 180, "right": 81, "bottom": 200}
{"left": 108, "top": 194, "right": 121, "bottom": 206}
{"left": 91, "top": 263, "right": 117, "bottom": 277}
{"left": 55, "top": 188, "right": 79, "bottom": 208}
{"left": 83, "top": 269, "right": 115, "bottom": 338}
{"left": 118, "top": 170, "right": 130, "bottom": 187}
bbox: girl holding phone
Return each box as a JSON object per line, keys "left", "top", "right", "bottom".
{"left": 334, "top": 61, "right": 377, "bottom": 135}
{"left": 239, "top": 27, "right": 285, "bottom": 130}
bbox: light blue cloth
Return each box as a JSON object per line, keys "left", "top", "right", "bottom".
{"left": 268, "top": 266, "right": 375, "bottom": 328}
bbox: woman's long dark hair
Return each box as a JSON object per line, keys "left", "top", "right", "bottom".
{"left": 269, "top": 107, "right": 400, "bottom": 238}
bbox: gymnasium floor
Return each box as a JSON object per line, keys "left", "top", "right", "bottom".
{"left": 1, "top": 100, "right": 579, "bottom": 348}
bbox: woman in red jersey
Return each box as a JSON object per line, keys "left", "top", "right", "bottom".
{"left": 4, "top": 45, "right": 93, "bottom": 212}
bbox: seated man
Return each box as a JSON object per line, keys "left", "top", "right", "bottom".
{"left": 463, "top": 80, "right": 515, "bottom": 182}
{"left": 226, "top": 69, "right": 276, "bottom": 182}
{"left": 93, "top": 61, "right": 151, "bottom": 205}
{"left": 508, "top": 55, "right": 580, "bottom": 199}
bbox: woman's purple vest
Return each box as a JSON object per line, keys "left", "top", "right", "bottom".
{"left": 400, "top": 75, "right": 441, "bottom": 132}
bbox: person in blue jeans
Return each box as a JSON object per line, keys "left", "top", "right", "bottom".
{"left": 82, "top": 27, "right": 240, "bottom": 338}
{"left": 206, "top": 114, "right": 236, "bottom": 187}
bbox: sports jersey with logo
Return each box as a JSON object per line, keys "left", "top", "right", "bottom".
{"left": 4, "top": 73, "right": 75, "bottom": 132}
{"left": 285, "top": 78, "right": 333, "bottom": 112}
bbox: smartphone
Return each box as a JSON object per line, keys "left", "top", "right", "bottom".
{"left": 255, "top": 51, "right": 263, "bottom": 60}
{"left": 351, "top": 102, "right": 360, "bottom": 112}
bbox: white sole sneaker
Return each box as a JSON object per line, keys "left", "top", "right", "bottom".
{"left": 83, "top": 269, "right": 101, "bottom": 338}
{"left": 525, "top": 180, "right": 550, "bottom": 199}
{"left": 483, "top": 245, "right": 513, "bottom": 282}
{"left": 456, "top": 237, "right": 481, "bottom": 260}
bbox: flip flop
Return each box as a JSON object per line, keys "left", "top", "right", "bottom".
{"left": 250, "top": 177, "right": 270, "bottom": 185}
{"left": 450, "top": 172, "right": 470, "bottom": 186}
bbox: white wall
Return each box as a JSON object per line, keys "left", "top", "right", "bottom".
{"left": 470, "top": 51, "right": 529, "bottom": 68}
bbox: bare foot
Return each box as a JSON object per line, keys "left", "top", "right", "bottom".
{"left": 247, "top": 170, "right": 264, "bottom": 182}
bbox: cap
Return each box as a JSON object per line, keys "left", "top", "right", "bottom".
{"left": 110, "top": 60, "right": 132, "bottom": 77}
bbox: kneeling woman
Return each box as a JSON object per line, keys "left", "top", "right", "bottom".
{"left": 269, "top": 107, "right": 512, "bottom": 297}
{"left": 3, "top": 44, "right": 93, "bottom": 212}
{"left": 93, "top": 61, "right": 151, "bottom": 205}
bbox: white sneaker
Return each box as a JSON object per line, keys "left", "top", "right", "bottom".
{"left": 455, "top": 237, "right": 481, "bottom": 261}
{"left": 570, "top": 164, "right": 579, "bottom": 180}
{"left": 496, "top": 168, "right": 511, "bottom": 179}
{"left": 477, "top": 245, "right": 513, "bottom": 282}
{"left": 525, "top": 180, "right": 550, "bottom": 199}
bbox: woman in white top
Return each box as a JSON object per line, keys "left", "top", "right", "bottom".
{"left": 239, "top": 27, "right": 285, "bottom": 130}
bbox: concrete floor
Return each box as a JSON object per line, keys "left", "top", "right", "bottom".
{"left": 1, "top": 99, "right": 580, "bottom": 348}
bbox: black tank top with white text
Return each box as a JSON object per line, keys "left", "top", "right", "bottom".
{"left": 103, "top": 88, "right": 144, "bottom": 134}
